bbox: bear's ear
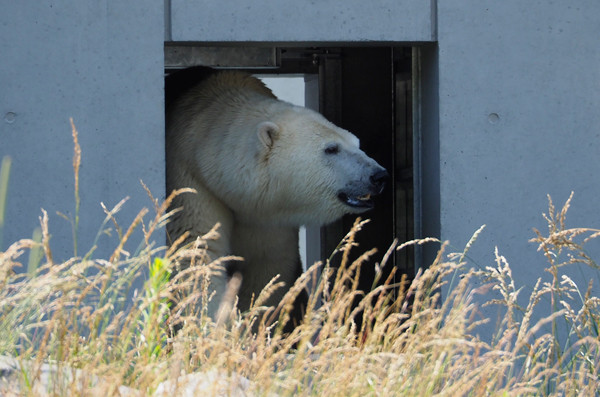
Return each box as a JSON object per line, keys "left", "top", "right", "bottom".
{"left": 257, "top": 121, "right": 280, "bottom": 149}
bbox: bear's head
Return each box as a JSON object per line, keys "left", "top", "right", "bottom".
{"left": 231, "top": 103, "right": 389, "bottom": 226}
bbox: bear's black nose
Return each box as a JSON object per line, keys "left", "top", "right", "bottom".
{"left": 370, "top": 169, "right": 389, "bottom": 193}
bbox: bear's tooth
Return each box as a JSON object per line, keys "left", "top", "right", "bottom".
{"left": 358, "top": 194, "right": 371, "bottom": 201}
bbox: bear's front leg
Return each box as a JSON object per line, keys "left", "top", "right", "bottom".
{"left": 231, "top": 223, "right": 305, "bottom": 325}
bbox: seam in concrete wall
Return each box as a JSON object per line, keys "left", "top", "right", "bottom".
{"left": 430, "top": 0, "right": 438, "bottom": 41}
{"left": 164, "top": 0, "right": 172, "bottom": 42}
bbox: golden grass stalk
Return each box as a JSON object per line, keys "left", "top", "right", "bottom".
{"left": 0, "top": 156, "right": 11, "bottom": 245}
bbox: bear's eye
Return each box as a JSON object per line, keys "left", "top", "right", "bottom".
{"left": 324, "top": 144, "right": 340, "bottom": 155}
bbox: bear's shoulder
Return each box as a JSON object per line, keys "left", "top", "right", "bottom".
{"left": 208, "top": 70, "right": 276, "bottom": 99}
{"left": 166, "top": 67, "right": 275, "bottom": 110}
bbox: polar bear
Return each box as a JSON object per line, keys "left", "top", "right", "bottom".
{"left": 165, "top": 66, "right": 388, "bottom": 322}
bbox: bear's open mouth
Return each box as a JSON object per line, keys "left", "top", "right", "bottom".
{"left": 338, "top": 192, "right": 375, "bottom": 209}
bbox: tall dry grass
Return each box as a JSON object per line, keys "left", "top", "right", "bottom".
{"left": 0, "top": 124, "right": 599, "bottom": 395}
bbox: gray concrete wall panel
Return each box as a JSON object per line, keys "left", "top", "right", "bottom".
{"left": 436, "top": 0, "right": 600, "bottom": 337}
{"left": 169, "top": 0, "right": 435, "bottom": 43}
{"left": 0, "top": 2, "right": 165, "bottom": 261}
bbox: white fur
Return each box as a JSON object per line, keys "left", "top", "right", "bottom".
{"left": 166, "top": 70, "right": 386, "bottom": 315}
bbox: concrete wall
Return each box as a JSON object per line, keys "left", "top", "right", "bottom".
{"left": 436, "top": 1, "right": 600, "bottom": 337}
{"left": 0, "top": 2, "right": 164, "bottom": 260}
{"left": 167, "top": 0, "right": 434, "bottom": 42}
